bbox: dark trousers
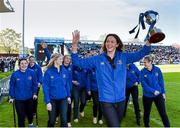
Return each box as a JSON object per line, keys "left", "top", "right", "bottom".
{"left": 143, "top": 94, "right": 170, "bottom": 127}
{"left": 48, "top": 99, "right": 68, "bottom": 127}
{"left": 67, "top": 94, "right": 73, "bottom": 123}
{"left": 73, "top": 86, "right": 87, "bottom": 119}
{"left": 33, "top": 87, "right": 40, "bottom": 114}
{"left": 91, "top": 91, "right": 103, "bottom": 120}
{"left": 15, "top": 98, "right": 34, "bottom": 127}
{"left": 124, "top": 86, "right": 140, "bottom": 119}
{"left": 101, "top": 100, "right": 125, "bottom": 127}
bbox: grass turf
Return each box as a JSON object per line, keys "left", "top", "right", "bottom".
{"left": 0, "top": 72, "right": 179, "bottom": 127}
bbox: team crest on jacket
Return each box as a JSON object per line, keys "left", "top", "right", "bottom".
{"left": 28, "top": 76, "right": 32, "bottom": 80}
{"left": 63, "top": 74, "right": 66, "bottom": 78}
{"left": 117, "top": 60, "right": 122, "bottom": 64}
{"left": 100, "top": 62, "right": 105, "bottom": 65}
{"left": 131, "top": 70, "right": 135, "bottom": 73}
{"left": 51, "top": 76, "right": 54, "bottom": 79}
{"left": 155, "top": 72, "right": 158, "bottom": 76}
{"left": 16, "top": 78, "right": 20, "bottom": 81}
{"left": 144, "top": 74, "right": 147, "bottom": 77}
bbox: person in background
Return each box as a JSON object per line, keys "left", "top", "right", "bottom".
{"left": 28, "top": 55, "right": 43, "bottom": 116}
{"left": 41, "top": 43, "right": 73, "bottom": 127}
{"left": 72, "top": 65, "right": 88, "bottom": 123}
{"left": 140, "top": 55, "right": 170, "bottom": 127}
{"left": 87, "top": 68, "right": 103, "bottom": 125}
{"left": 124, "top": 63, "right": 141, "bottom": 126}
{"left": 9, "top": 58, "right": 38, "bottom": 127}
{"left": 42, "top": 53, "right": 71, "bottom": 127}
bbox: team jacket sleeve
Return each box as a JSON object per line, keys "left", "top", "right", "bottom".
{"left": 32, "top": 71, "right": 38, "bottom": 95}
{"left": 44, "top": 48, "right": 51, "bottom": 62}
{"left": 37, "top": 65, "right": 43, "bottom": 84}
{"left": 125, "top": 45, "right": 151, "bottom": 64}
{"left": 134, "top": 65, "right": 141, "bottom": 83}
{"left": 65, "top": 74, "right": 71, "bottom": 97}
{"left": 158, "top": 68, "right": 165, "bottom": 93}
{"left": 71, "top": 53, "right": 96, "bottom": 69}
{"left": 86, "top": 70, "right": 91, "bottom": 92}
{"left": 42, "top": 72, "right": 51, "bottom": 104}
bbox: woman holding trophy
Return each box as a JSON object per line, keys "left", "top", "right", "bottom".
{"left": 71, "top": 30, "right": 151, "bottom": 127}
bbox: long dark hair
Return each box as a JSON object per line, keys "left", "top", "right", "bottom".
{"left": 102, "top": 34, "right": 124, "bottom": 52}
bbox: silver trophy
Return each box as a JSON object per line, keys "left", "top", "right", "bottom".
{"left": 129, "top": 10, "right": 165, "bottom": 43}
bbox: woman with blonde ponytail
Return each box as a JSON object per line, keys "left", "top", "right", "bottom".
{"left": 140, "top": 55, "right": 170, "bottom": 127}
{"left": 42, "top": 53, "right": 71, "bottom": 127}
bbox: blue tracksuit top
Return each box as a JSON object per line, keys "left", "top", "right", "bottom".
{"left": 126, "top": 63, "right": 140, "bottom": 88}
{"left": 42, "top": 66, "right": 71, "bottom": 104}
{"left": 9, "top": 69, "right": 38, "bottom": 100}
{"left": 44, "top": 47, "right": 51, "bottom": 62}
{"left": 44, "top": 47, "right": 73, "bottom": 91}
{"left": 71, "top": 45, "right": 151, "bottom": 103}
{"left": 140, "top": 65, "right": 165, "bottom": 97}
{"left": 28, "top": 63, "right": 43, "bottom": 84}
{"left": 87, "top": 68, "right": 98, "bottom": 92}
{"left": 73, "top": 66, "right": 88, "bottom": 89}
{"left": 61, "top": 64, "right": 73, "bottom": 91}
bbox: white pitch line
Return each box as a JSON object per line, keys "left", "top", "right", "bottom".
{"left": 165, "top": 82, "right": 180, "bottom": 86}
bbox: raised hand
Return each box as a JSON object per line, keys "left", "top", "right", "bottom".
{"left": 41, "top": 42, "right": 47, "bottom": 49}
{"left": 72, "top": 30, "right": 80, "bottom": 45}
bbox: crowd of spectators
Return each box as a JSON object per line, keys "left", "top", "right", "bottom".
{"left": 65, "top": 43, "right": 180, "bottom": 65}
{"left": 0, "top": 57, "right": 17, "bottom": 72}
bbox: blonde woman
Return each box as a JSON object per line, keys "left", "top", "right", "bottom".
{"left": 42, "top": 53, "right": 71, "bottom": 127}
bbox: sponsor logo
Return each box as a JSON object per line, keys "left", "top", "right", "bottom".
{"left": 100, "top": 62, "right": 105, "bottom": 65}
{"left": 155, "top": 72, "right": 158, "bottom": 76}
{"left": 28, "top": 76, "right": 32, "bottom": 80}
{"left": 117, "top": 60, "right": 122, "bottom": 64}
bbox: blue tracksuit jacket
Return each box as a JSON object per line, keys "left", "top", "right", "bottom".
{"left": 42, "top": 66, "right": 71, "bottom": 104}
{"left": 28, "top": 63, "right": 43, "bottom": 84}
{"left": 87, "top": 68, "right": 98, "bottom": 92}
{"left": 61, "top": 64, "right": 73, "bottom": 91}
{"left": 71, "top": 45, "right": 151, "bottom": 103}
{"left": 9, "top": 69, "right": 38, "bottom": 100}
{"left": 126, "top": 63, "right": 140, "bottom": 88}
{"left": 140, "top": 65, "right": 165, "bottom": 97}
{"left": 72, "top": 66, "right": 88, "bottom": 89}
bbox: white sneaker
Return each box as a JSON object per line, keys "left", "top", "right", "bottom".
{"left": 93, "top": 117, "right": 97, "bottom": 124}
{"left": 74, "top": 119, "right": 78, "bottom": 123}
{"left": 55, "top": 117, "right": 59, "bottom": 124}
{"left": 67, "top": 122, "right": 72, "bottom": 127}
{"left": 80, "top": 111, "right": 84, "bottom": 117}
{"left": 98, "top": 120, "right": 103, "bottom": 125}
{"left": 129, "top": 101, "right": 133, "bottom": 104}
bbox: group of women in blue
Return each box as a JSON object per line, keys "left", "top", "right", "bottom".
{"left": 9, "top": 30, "right": 170, "bottom": 127}
{"left": 71, "top": 30, "right": 170, "bottom": 127}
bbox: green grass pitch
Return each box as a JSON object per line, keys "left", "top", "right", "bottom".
{"left": 0, "top": 72, "right": 180, "bottom": 127}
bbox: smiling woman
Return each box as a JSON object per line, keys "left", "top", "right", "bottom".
{"left": 71, "top": 30, "right": 151, "bottom": 127}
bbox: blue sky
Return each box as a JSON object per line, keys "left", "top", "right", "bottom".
{"left": 0, "top": 0, "right": 179, "bottom": 48}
